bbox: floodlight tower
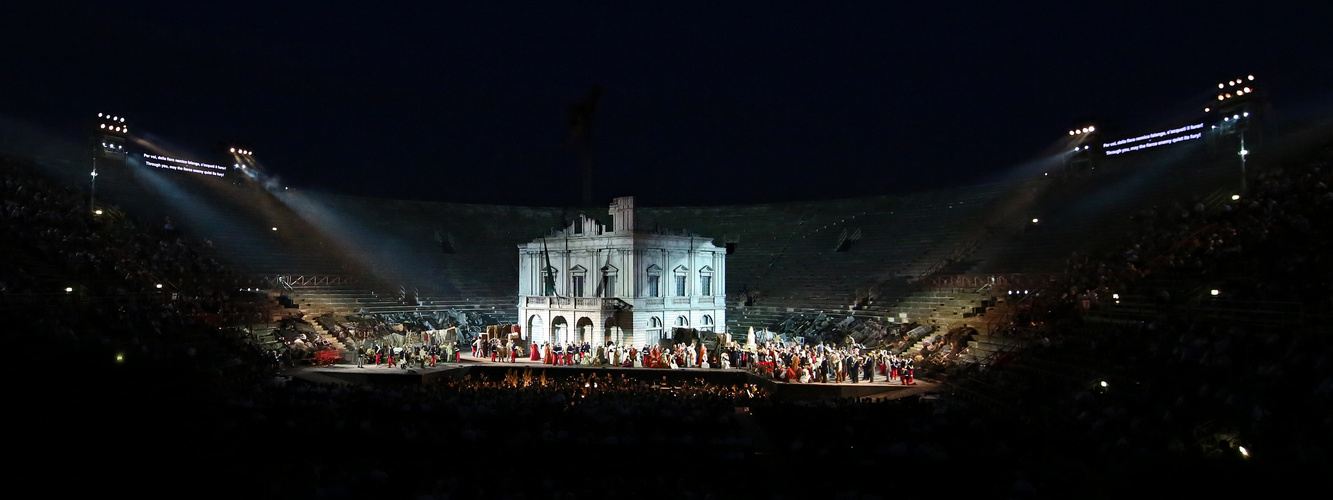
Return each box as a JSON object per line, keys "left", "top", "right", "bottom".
{"left": 227, "top": 146, "right": 258, "bottom": 181}
{"left": 1065, "top": 124, "right": 1099, "bottom": 174}
{"left": 92, "top": 113, "right": 129, "bottom": 212}
{"left": 1205, "top": 75, "right": 1259, "bottom": 193}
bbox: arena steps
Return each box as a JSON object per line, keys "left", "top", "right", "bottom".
{"left": 308, "top": 322, "right": 348, "bottom": 353}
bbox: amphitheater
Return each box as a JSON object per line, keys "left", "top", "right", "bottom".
{"left": 9, "top": 108, "right": 1333, "bottom": 497}
{"left": 16, "top": 117, "right": 1290, "bottom": 358}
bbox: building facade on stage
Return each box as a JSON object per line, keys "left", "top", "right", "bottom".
{"left": 518, "top": 196, "right": 726, "bottom": 347}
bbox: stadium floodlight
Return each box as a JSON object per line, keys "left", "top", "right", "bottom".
{"left": 1204, "top": 107, "right": 1210, "bottom": 112}
{"left": 1234, "top": 114, "right": 1239, "bottom": 119}
{"left": 65, "top": 287, "right": 73, "bottom": 293}
{"left": 94, "top": 209, "right": 103, "bottom": 215}
{"left": 1243, "top": 112, "right": 1249, "bottom": 117}
{"left": 1243, "top": 87, "right": 1251, "bottom": 93}
{"left": 1211, "top": 289, "right": 1220, "bottom": 296}
{"left": 1031, "top": 218, "right": 1039, "bottom": 223}
{"left": 1239, "top": 446, "right": 1249, "bottom": 458}
{"left": 1231, "top": 194, "right": 1240, "bottom": 200}
{"left": 1218, "top": 83, "right": 1225, "bottom": 89}
{"left": 1100, "top": 381, "right": 1108, "bottom": 388}
{"left": 1218, "top": 95, "right": 1224, "bottom": 100}
{"left": 1239, "top": 148, "right": 1248, "bottom": 156}
{"left": 156, "top": 283, "right": 163, "bottom": 289}
{"left": 230, "top": 148, "right": 236, "bottom": 153}
{"left": 1069, "top": 130, "right": 1075, "bottom": 136}
{"left": 1247, "top": 75, "right": 1254, "bottom": 81}
{"left": 271, "top": 227, "right": 278, "bottom": 231}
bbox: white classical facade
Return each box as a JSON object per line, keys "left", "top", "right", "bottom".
{"left": 518, "top": 196, "right": 726, "bottom": 346}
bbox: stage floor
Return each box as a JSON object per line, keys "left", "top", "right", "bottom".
{"left": 286, "top": 353, "right": 935, "bottom": 401}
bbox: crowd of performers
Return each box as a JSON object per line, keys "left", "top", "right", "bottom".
{"left": 507, "top": 339, "right": 917, "bottom": 385}
{"left": 472, "top": 336, "right": 528, "bottom": 362}
{"left": 745, "top": 342, "right": 917, "bottom": 385}
{"left": 364, "top": 342, "right": 463, "bottom": 369}
{"left": 357, "top": 334, "right": 917, "bottom": 385}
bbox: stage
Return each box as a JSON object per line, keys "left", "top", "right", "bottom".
{"left": 285, "top": 353, "right": 936, "bottom": 401}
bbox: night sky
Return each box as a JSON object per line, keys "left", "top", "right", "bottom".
{"left": 3, "top": 2, "right": 1331, "bottom": 207}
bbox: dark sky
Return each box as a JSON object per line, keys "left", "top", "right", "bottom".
{"left": 3, "top": 2, "right": 1331, "bottom": 207}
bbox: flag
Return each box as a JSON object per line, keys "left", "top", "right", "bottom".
{"left": 594, "top": 245, "right": 612, "bottom": 297}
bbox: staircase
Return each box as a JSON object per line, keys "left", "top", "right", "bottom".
{"left": 308, "top": 321, "right": 349, "bottom": 353}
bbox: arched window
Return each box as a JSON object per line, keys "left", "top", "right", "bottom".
{"left": 648, "top": 316, "right": 663, "bottom": 342}
{"left": 701, "top": 315, "right": 714, "bottom": 332}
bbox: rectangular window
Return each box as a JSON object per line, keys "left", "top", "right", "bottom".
{"left": 542, "top": 271, "right": 557, "bottom": 296}
{"left": 675, "top": 275, "right": 686, "bottom": 296}
{"left": 572, "top": 275, "right": 585, "bottom": 297}
{"left": 700, "top": 275, "right": 712, "bottom": 296}
{"left": 648, "top": 275, "right": 660, "bottom": 297}
{"left": 603, "top": 275, "right": 616, "bottom": 297}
